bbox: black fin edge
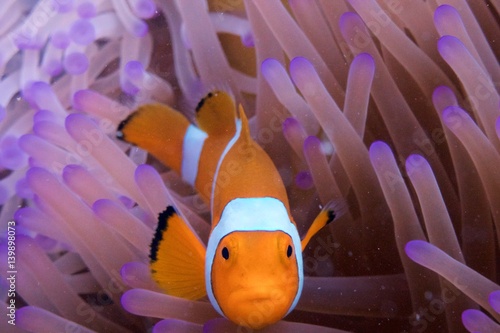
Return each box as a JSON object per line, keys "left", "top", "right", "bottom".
{"left": 116, "top": 112, "right": 138, "bottom": 141}
{"left": 195, "top": 91, "right": 215, "bottom": 113}
{"left": 323, "top": 199, "right": 348, "bottom": 225}
{"left": 326, "top": 210, "right": 336, "bottom": 225}
{"left": 149, "top": 206, "right": 177, "bottom": 263}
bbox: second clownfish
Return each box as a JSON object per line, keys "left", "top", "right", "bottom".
{"left": 117, "top": 91, "right": 341, "bottom": 329}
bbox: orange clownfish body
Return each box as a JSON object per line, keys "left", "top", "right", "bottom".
{"left": 117, "top": 91, "right": 340, "bottom": 329}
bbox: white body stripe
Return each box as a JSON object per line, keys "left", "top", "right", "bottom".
{"left": 205, "top": 197, "right": 303, "bottom": 318}
{"left": 210, "top": 119, "right": 242, "bottom": 211}
{"left": 181, "top": 125, "right": 208, "bottom": 186}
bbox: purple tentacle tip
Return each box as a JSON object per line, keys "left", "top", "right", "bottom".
{"left": 135, "top": 163, "right": 156, "bottom": 177}
{"left": 33, "top": 110, "right": 57, "bottom": 123}
{"left": 134, "top": 0, "right": 157, "bottom": 19}
{"left": 489, "top": 290, "right": 500, "bottom": 314}
{"left": 132, "top": 20, "right": 149, "bottom": 37}
{"left": 22, "top": 81, "right": 52, "bottom": 109}
{"left": 122, "top": 80, "right": 140, "bottom": 95}
{"left": 125, "top": 61, "right": 145, "bottom": 81}
{"left": 65, "top": 113, "right": 89, "bottom": 137}
{"left": 433, "top": 85, "right": 452, "bottom": 99}
{"left": 77, "top": 2, "right": 97, "bottom": 18}
{"left": 442, "top": 105, "right": 467, "bottom": 129}
{"left": 72, "top": 89, "right": 89, "bottom": 111}
{"left": 15, "top": 177, "right": 33, "bottom": 199}
{"left": 295, "top": 171, "right": 314, "bottom": 190}
{"left": 51, "top": 31, "right": 71, "bottom": 49}
{"left": 241, "top": 32, "right": 254, "bottom": 47}
{"left": 0, "top": 136, "right": 26, "bottom": 170}
{"left": 434, "top": 5, "right": 458, "bottom": 25}
{"left": 353, "top": 53, "right": 375, "bottom": 74}
{"left": 460, "top": 308, "right": 497, "bottom": 331}
{"left": 53, "top": 0, "right": 74, "bottom": 13}
{"left": 261, "top": 57, "right": 283, "bottom": 82}
{"left": 289, "top": 56, "right": 312, "bottom": 78}
{"left": 461, "top": 309, "right": 477, "bottom": 329}
{"left": 64, "top": 52, "right": 89, "bottom": 75}
{"left": 438, "top": 35, "right": 464, "bottom": 60}
{"left": 43, "top": 59, "right": 63, "bottom": 76}
{"left": 282, "top": 117, "right": 300, "bottom": 132}
{"left": 120, "top": 290, "right": 135, "bottom": 311}
{"left": 339, "top": 12, "right": 360, "bottom": 35}
{"left": 62, "top": 164, "right": 82, "bottom": 182}
{"left": 405, "top": 154, "right": 426, "bottom": 174}
{"left": 119, "top": 195, "right": 135, "bottom": 209}
{"left": 26, "top": 167, "right": 48, "bottom": 184}
{"left": 404, "top": 240, "right": 429, "bottom": 263}
{"left": 495, "top": 116, "right": 500, "bottom": 139}
{"left": 432, "top": 85, "right": 456, "bottom": 110}
{"left": 368, "top": 140, "right": 390, "bottom": 162}
{"left": 303, "top": 135, "right": 321, "bottom": 151}
{"left": 13, "top": 35, "right": 43, "bottom": 50}
{"left": 70, "top": 19, "right": 96, "bottom": 45}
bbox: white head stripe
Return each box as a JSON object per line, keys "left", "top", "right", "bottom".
{"left": 181, "top": 125, "right": 208, "bottom": 186}
{"left": 205, "top": 197, "right": 303, "bottom": 317}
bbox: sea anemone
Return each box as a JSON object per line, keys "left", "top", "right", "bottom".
{"left": 0, "top": 0, "right": 499, "bottom": 332}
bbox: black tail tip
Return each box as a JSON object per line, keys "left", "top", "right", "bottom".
{"left": 150, "top": 205, "right": 177, "bottom": 262}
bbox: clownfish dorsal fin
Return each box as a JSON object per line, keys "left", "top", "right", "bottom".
{"left": 238, "top": 104, "right": 252, "bottom": 143}
{"left": 195, "top": 91, "right": 237, "bottom": 136}
{"left": 150, "top": 206, "right": 207, "bottom": 300}
{"left": 301, "top": 200, "right": 346, "bottom": 251}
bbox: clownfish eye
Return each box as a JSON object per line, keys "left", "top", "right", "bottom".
{"left": 221, "top": 247, "right": 229, "bottom": 260}
{"left": 286, "top": 245, "right": 293, "bottom": 258}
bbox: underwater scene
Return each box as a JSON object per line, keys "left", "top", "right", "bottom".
{"left": 0, "top": 0, "right": 499, "bottom": 332}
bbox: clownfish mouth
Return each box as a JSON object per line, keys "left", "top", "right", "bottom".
{"left": 231, "top": 287, "right": 287, "bottom": 305}
{"left": 226, "top": 288, "right": 291, "bottom": 320}
{"left": 222, "top": 287, "right": 292, "bottom": 328}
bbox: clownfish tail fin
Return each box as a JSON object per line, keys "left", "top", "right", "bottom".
{"left": 150, "top": 206, "right": 207, "bottom": 300}
{"left": 195, "top": 91, "right": 237, "bottom": 135}
{"left": 117, "top": 104, "right": 191, "bottom": 174}
{"left": 301, "top": 199, "right": 347, "bottom": 251}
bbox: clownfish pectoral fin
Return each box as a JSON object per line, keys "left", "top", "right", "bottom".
{"left": 195, "top": 91, "right": 237, "bottom": 135}
{"left": 150, "top": 206, "right": 207, "bottom": 300}
{"left": 301, "top": 200, "right": 347, "bottom": 251}
{"left": 117, "top": 104, "right": 191, "bottom": 174}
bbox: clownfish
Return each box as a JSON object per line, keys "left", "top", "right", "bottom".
{"left": 117, "top": 91, "right": 341, "bottom": 329}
